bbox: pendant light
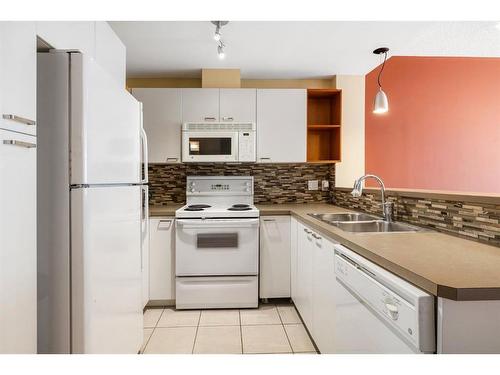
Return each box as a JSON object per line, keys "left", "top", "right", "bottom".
{"left": 211, "top": 21, "right": 229, "bottom": 59}
{"left": 373, "top": 47, "right": 389, "bottom": 114}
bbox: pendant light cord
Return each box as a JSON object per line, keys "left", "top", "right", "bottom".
{"left": 377, "top": 52, "right": 387, "bottom": 88}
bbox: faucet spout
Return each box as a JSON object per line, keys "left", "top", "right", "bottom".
{"left": 350, "top": 174, "right": 393, "bottom": 222}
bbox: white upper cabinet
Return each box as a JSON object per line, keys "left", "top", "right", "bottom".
{"left": 0, "top": 22, "right": 36, "bottom": 135}
{"left": 219, "top": 89, "right": 256, "bottom": 123}
{"left": 256, "top": 89, "right": 307, "bottom": 163}
{"left": 95, "top": 22, "right": 126, "bottom": 88}
{"left": 132, "top": 88, "right": 182, "bottom": 163}
{"left": 182, "top": 88, "right": 219, "bottom": 123}
{"left": 36, "top": 22, "right": 96, "bottom": 57}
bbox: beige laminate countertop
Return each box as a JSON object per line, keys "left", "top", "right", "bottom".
{"left": 257, "top": 203, "right": 500, "bottom": 301}
{"left": 150, "top": 202, "right": 500, "bottom": 301}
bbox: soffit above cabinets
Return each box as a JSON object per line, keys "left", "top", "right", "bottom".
{"left": 110, "top": 21, "right": 500, "bottom": 79}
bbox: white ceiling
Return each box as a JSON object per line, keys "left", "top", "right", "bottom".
{"left": 109, "top": 21, "right": 500, "bottom": 79}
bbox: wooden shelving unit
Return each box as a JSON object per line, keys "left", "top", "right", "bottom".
{"left": 307, "top": 89, "right": 342, "bottom": 163}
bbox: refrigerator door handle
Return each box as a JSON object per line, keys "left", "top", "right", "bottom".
{"left": 139, "top": 104, "right": 149, "bottom": 184}
{"left": 140, "top": 186, "right": 149, "bottom": 271}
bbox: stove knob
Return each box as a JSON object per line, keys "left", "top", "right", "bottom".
{"left": 245, "top": 188, "right": 250, "bottom": 192}
{"left": 190, "top": 188, "right": 195, "bottom": 193}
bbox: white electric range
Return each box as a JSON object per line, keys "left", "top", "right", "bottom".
{"left": 175, "top": 176, "right": 260, "bottom": 309}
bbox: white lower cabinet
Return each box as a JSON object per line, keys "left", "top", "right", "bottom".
{"left": 149, "top": 217, "right": 175, "bottom": 301}
{"left": 290, "top": 217, "right": 298, "bottom": 301}
{"left": 311, "top": 229, "right": 337, "bottom": 354}
{"left": 293, "top": 219, "right": 337, "bottom": 353}
{"left": 259, "top": 216, "right": 291, "bottom": 298}
{"left": 295, "top": 222, "right": 314, "bottom": 329}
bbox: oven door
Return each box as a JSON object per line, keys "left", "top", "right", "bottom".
{"left": 175, "top": 218, "right": 259, "bottom": 276}
{"left": 182, "top": 131, "right": 238, "bottom": 162}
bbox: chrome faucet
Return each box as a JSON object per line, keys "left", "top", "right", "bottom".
{"left": 351, "top": 174, "right": 394, "bottom": 222}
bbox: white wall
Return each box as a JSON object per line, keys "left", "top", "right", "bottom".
{"left": 335, "top": 75, "right": 365, "bottom": 187}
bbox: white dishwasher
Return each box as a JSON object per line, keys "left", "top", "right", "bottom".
{"left": 333, "top": 244, "right": 435, "bottom": 354}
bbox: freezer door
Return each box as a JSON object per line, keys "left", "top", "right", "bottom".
{"left": 70, "top": 53, "right": 141, "bottom": 185}
{"left": 71, "top": 185, "right": 142, "bottom": 354}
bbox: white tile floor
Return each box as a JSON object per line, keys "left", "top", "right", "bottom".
{"left": 141, "top": 303, "right": 318, "bottom": 354}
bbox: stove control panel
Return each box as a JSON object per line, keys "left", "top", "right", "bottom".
{"left": 186, "top": 176, "right": 254, "bottom": 195}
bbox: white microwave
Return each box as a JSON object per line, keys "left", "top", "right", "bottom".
{"left": 181, "top": 122, "right": 256, "bottom": 163}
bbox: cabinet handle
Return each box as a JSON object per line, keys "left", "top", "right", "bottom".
{"left": 166, "top": 157, "right": 179, "bottom": 162}
{"left": 263, "top": 219, "right": 276, "bottom": 222}
{"left": 221, "top": 116, "right": 234, "bottom": 121}
{"left": 303, "top": 228, "right": 312, "bottom": 234}
{"left": 259, "top": 157, "right": 271, "bottom": 161}
{"left": 312, "top": 233, "right": 322, "bottom": 240}
{"left": 3, "top": 140, "right": 36, "bottom": 148}
{"left": 204, "top": 117, "right": 216, "bottom": 121}
{"left": 2, "top": 114, "right": 36, "bottom": 126}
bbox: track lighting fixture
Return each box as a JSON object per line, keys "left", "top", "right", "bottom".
{"left": 372, "top": 47, "right": 390, "bottom": 114}
{"left": 211, "top": 21, "right": 229, "bottom": 59}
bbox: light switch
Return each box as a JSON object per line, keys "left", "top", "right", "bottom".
{"left": 308, "top": 180, "right": 319, "bottom": 191}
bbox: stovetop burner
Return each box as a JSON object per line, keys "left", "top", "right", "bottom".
{"left": 231, "top": 204, "right": 250, "bottom": 208}
{"left": 228, "top": 207, "right": 252, "bottom": 211}
{"left": 186, "top": 204, "right": 211, "bottom": 210}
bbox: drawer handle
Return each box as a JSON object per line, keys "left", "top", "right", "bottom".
{"left": 312, "top": 233, "right": 322, "bottom": 240}
{"left": 2, "top": 114, "right": 36, "bottom": 126}
{"left": 3, "top": 140, "right": 36, "bottom": 148}
{"left": 158, "top": 220, "right": 173, "bottom": 230}
{"left": 303, "top": 228, "right": 312, "bottom": 234}
{"left": 166, "top": 157, "right": 179, "bottom": 162}
{"left": 263, "top": 219, "right": 276, "bottom": 222}
{"left": 222, "top": 116, "right": 234, "bottom": 121}
{"left": 259, "top": 157, "right": 271, "bottom": 160}
{"left": 204, "top": 117, "right": 216, "bottom": 121}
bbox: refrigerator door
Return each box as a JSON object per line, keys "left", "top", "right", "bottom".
{"left": 71, "top": 185, "right": 142, "bottom": 354}
{"left": 70, "top": 53, "right": 141, "bottom": 185}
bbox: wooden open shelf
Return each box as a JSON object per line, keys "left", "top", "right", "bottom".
{"left": 307, "top": 89, "right": 342, "bottom": 163}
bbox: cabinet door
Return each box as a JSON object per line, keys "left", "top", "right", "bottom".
{"left": 0, "top": 129, "right": 37, "bottom": 353}
{"left": 312, "top": 233, "right": 337, "bottom": 353}
{"left": 149, "top": 217, "right": 175, "bottom": 301}
{"left": 95, "top": 22, "right": 126, "bottom": 88}
{"left": 132, "top": 88, "right": 182, "bottom": 163}
{"left": 256, "top": 89, "right": 306, "bottom": 162}
{"left": 0, "top": 22, "right": 36, "bottom": 135}
{"left": 220, "top": 89, "right": 256, "bottom": 123}
{"left": 259, "top": 216, "right": 291, "bottom": 298}
{"left": 181, "top": 88, "right": 219, "bottom": 123}
{"left": 296, "top": 222, "right": 314, "bottom": 329}
{"left": 290, "top": 217, "right": 298, "bottom": 301}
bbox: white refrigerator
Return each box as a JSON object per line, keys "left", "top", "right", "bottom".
{"left": 37, "top": 51, "right": 148, "bottom": 354}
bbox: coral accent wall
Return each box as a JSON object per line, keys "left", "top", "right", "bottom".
{"left": 365, "top": 56, "right": 500, "bottom": 193}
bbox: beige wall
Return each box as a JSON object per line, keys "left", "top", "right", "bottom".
{"left": 334, "top": 75, "right": 365, "bottom": 187}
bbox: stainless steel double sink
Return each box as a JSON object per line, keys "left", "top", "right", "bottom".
{"left": 308, "top": 212, "right": 423, "bottom": 233}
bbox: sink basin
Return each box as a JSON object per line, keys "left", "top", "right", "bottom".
{"left": 308, "top": 212, "right": 379, "bottom": 223}
{"left": 334, "top": 220, "right": 423, "bottom": 233}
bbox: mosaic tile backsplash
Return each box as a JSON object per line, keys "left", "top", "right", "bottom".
{"left": 333, "top": 189, "right": 500, "bottom": 247}
{"left": 149, "top": 163, "right": 335, "bottom": 205}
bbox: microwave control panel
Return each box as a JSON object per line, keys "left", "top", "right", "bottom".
{"left": 238, "top": 131, "right": 256, "bottom": 162}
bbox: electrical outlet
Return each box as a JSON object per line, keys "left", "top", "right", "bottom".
{"left": 308, "top": 180, "right": 319, "bottom": 191}
{"left": 322, "top": 180, "right": 329, "bottom": 191}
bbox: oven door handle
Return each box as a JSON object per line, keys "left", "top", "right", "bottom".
{"left": 176, "top": 218, "right": 259, "bottom": 229}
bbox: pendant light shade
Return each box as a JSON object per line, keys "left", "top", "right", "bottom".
{"left": 373, "top": 88, "right": 389, "bottom": 114}
{"left": 372, "top": 47, "right": 390, "bottom": 114}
